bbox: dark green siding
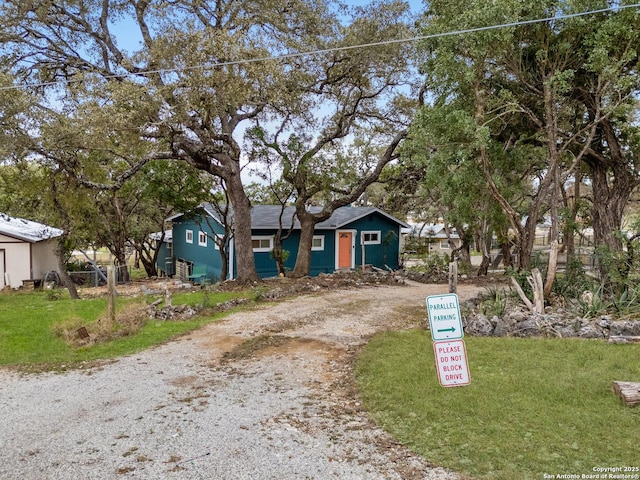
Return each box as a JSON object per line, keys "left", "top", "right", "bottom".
{"left": 155, "top": 239, "right": 174, "bottom": 276}
{"left": 250, "top": 229, "right": 337, "bottom": 278}
{"left": 163, "top": 208, "right": 403, "bottom": 281}
{"left": 171, "top": 219, "right": 226, "bottom": 282}
{"left": 345, "top": 213, "right": 402, "bottom": 271}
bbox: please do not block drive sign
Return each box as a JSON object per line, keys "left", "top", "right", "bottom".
{"left": 433, "top": 339, "right": 470, "bottom": 387}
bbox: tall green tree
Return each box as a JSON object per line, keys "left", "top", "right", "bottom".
{"left": 90, "top": 160, "right": 214, "bottom": 279}
{"left": 247, "top": 0, "right": 416, "bottom": 277}
{"left": 0, "top": 0, "right": 336, "bottom": 283}
{"left": 413, "top": 0, "right": 639, "bottom": 292}
{"left": 401, "top": 103, "right": 512, "bottom": 274}
{"left": 569, "top": 5, "right": 640, "bottom": 255}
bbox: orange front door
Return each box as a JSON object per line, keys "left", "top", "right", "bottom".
{"left": 338, "top": 232, "right": 352, "bottom": 268}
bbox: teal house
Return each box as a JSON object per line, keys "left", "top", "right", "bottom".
{"left": 157, "top": 204, "right": 408, "bottom": 282}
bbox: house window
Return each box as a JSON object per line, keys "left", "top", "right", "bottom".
{"left": 214, "top": 234, "right": 222, "bottom": 250}
{"left": 311, "top": 235, "right": 324, "bottom": 251}
{"left": 186, "top": 229, "right": 193, "bottom": 244}
{"left": 252, "top": 236, "right": 273, "bottom": 252}
{"left": 440, "top": 240, "right": 451, "bottom": 249}
{"left": 198, "top": 231, "right": 207, "bottom": 247}
{"left": 362, "top": 231, "right": 381, "bottom": 245}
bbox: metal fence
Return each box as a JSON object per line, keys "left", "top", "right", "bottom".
{"left": 68, "top": 270, "right": 102, "bottom": 287}
{"left": 67, "top": 265, "right": 130, "bottom": 286}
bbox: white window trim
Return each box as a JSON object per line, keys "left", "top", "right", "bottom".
{"left": 186, "top": 229, "right": 193, "bottom": 244}
{"left": 198, "top": 231, "right": 207, "bottom": 247}
{"left": 252, "top": 235, "right": 273, "bottom": 252}
{"left": 362, "top": 230, "right": 381, "bottom": 245}
{"left": 214, "top": 234, "right": 222, "bottom": 250}
{"left": 311, "top": 235, "right": 325, "bottom": 251}
{"left": 440, "top": 240, "right": 451, "bottom": 249}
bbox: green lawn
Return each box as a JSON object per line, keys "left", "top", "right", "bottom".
{"left": 355, "top": 331, "right": 640, "bottom": 480}
{"left": 0, "top": 288, "right": 244, "bottom": 369}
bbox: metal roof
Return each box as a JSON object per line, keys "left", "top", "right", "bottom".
{"left": 401, "top": 223, "right": 460, "bottom": 239}
{"left": 177, "top": 204, "right": 408, "bottom": 230}
{"left": 0, "top": 213, "right": 63, "bottom": 243}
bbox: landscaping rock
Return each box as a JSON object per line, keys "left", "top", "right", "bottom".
{"left": 492, "top": 318, "right": 508, "bottom": 337}
{"left": 610, "top": 320, "right": 640, "bottom": 336}
{"left": 465, "top": 314, "right": 494, "bottom": 336}
{"left": 147, "top": 303, "right": 200, "bottom": 320}
{"left": 463, "top": 310, "right": 640, "bottom": 341}
{"left": 556, "top": 326, "right": 579, "bottom": 338}
{"left": 577, "top": 324, "right": 606, "bottom": 339}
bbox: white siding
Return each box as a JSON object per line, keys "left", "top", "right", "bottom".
{"left": 0, "top": 234, "right": 32, "bottom": 289}
{"left": 0, "top": 235, "right": 59, "bottom": 289}
{"left": 31, "top": 240, "right": 59, "bottom": 280}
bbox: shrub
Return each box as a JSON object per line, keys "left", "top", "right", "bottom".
{"left": 552, "top": 256, "right": 596, "bottom": 300}
{"left": 477, "top": 286, "right": 509, "bottom": 317}
{"left": 52, "top": 300, "right": 148, "bottom": 346}
{"left": 408, "top": 253, "right": 450, "bottom": 278}
{"left": 572, "top": 284, "right": 612, "bottom": 318}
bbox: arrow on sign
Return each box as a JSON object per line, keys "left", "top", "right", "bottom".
{"left": 437, "top": 327, "right": 456, "bottom": 333}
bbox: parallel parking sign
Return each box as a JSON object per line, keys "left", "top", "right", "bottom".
{"left": 426, "top": 294, "right": 471, "bottom": 387}
{"left": 426, "top": 294, "right": 464, "bottom": 341}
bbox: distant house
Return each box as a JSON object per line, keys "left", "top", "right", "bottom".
{"left": 401, "top": 223, "right": 462, "bottom": 254}
{"left": 157, "top": 204, "right": 408, "bottom": 282}
{"left": 0, "top": 213, "right": 63, "bottom": 289}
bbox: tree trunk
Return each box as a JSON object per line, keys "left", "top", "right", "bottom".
{"left": 561, "top": 169, "right": 581, "bottom": 258}
{"left": 516, "top": 216, "right": 538, "bottom": 271}
{"left": 500, "top": 241, "right": 512, "bottom": 268}
{"left": 272, "top": 241, "right": 286, "bottom": 276}
{"left": 227, "top": 172, "right": 259, "bottom": 284}
{"left": 452, "top": 224, "right": 471, "bottom": 267}
{"left": 50, "top": 175, "right": 79, "bottom": 299}
{"left": 135, "top": 240, "right": 159, "bottom": 277}
{"left": 477, "top": 219, "right": 491, "bottom": 276}
{"left": 448, "top": 261, "right": 457, "bottom": 293}
{"left": 218, "top": 242, "right": 229, "bottom": 282}
{"left": 54, "top": 236, "right": 79, "bottom": 300}
{"left": 272, "top": 205, "right": 294, "bottom": 276}
{"left": 291, "top": 211, "right": 316, "bottom": 278}
{"left": 589, "top": 164, "right": 630, "bottom": 252}
{"left": 113, "top": 251, "right": 130, "bottom": 283}
{"left": 542, "top": 79, "right": 562, "bottom": 298}
{"left": 109, "top": 194, "right": 130, "bottom": 283}
{"left": 584, "top": 118, "right": 639, "bottom": 255}
{"left": 477, "top": 256, "right": 490, "bottom": 276}
{"left": 138, "top": 252, "right": 158, "bottom": 278}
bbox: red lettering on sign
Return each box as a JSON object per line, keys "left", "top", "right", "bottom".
{"left": 437, "top": 345, "right": 461, "bottom": 354}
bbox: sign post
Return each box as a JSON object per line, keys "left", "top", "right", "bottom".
{"left": 426, "top": 294, "right": 471, "bottom": 387}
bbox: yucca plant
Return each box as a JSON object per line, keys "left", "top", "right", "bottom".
{"left": 574, "top": 284, "right": 612, "bottom": 318}
{"left": 478, "top": 286, "right": 508, "bottom": 318}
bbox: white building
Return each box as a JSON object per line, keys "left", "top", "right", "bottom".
{"left": 0, "top": 214, "right": 63, "bottom": 289}
{"left": 401, "top": 223, "right": 462, "bottom": 254}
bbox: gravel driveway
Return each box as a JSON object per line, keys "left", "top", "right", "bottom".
{"left": 0, "top": 281, "right": 484, "bottom": 480}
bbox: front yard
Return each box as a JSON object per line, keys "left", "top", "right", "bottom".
{"left": 356, "top": 331, "right": 640, "bottom": 480}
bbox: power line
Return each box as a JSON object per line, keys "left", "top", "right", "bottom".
{"left": 1, "top": 3, "right": 639, "bottom": 92}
